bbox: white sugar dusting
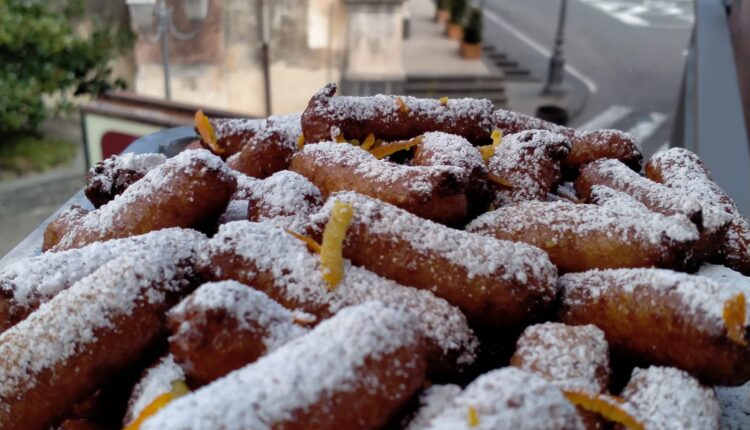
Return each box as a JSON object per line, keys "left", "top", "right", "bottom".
{"left": 0, "top": 241, "right": 202, "bottom": 411}
{"left": 88, "top": 153, "right": 166, "bottom": 193}
{"left": 312, "top": 191, "right": 557, "bottom": 289}
{"left": 141, "top": 302, "right": 423, "bottom": 430}
{"left": 206, "top": 221, "right": 478, "bottom": 366}
{"left": 560, "top": 268, "right": 750, "bottom": 336}
{"left": 405, "top": 384, "right": 462, "bottom": 430}
{"left": 1, "top": 228, "right": 206, "bottom": 309}
{"left": 513, "top": 322, "right": 610, "bottom": 393}
{"left": 245, "top": 170, "right": 322, "bottom": 232}
{"left": 169, "top": 281, "right": 309, "bottom": 352}
{"left": 622, "top": 366, "right": 720, "bottom": 430}
{"left": 125, "top": 354, "right": 185, "bottom": 427}
{"left": 425, "top": 367, "right": 584, "bottom": 430}
{"left": 716, "top": 381, "right": 750, "bottom": 430}
{"left": 416, "top": 132, "right": 486, "bottom": 178}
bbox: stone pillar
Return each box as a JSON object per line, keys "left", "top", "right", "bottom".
{"left": 341, "top": 0, "right": 406, "bottom": 96}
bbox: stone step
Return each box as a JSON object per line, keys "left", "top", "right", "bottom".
{"left": 405, "top": 81, "right": 506, "bottom": 92}
{"left": 406, "top": 75, "right": 505, "bottom": 83}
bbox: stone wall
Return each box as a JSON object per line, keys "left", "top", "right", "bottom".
{"left": 133, "top": 0, "right": 348, "bottom": 115}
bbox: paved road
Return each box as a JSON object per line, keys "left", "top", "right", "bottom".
{"left": 482, "top": 0, "right": 693, "bottom": 157}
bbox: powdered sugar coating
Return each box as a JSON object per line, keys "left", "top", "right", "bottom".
{"left": 698, "top": 264, "right": 750, "bottom": 289}
{"left": 169, "top": 281, "right": 309, "bottom": 352}
{"left": 266, "top": 112, "right": 302, "bottom": 137}
{"left": 560, "top": 268, "right": 750, "bottom": 336}
{"left": 415, "top": 132, "right": 486, "bottom": 178}
{"left": 425, "top": 367, "right": 584, "bottom": 430}
{"left": 314, "top": 191, "right": 556, "bottom": 286}
{"left": 512, "top": 322, "right": 610, "bottom": 393}
{"left": 493, "top": 108, "right": 574, "bottom": 136}
{"left": 575, "top": 129, "right": 643, "bottom": 154}
{"left": 589, "top": 185, "right": 699, "bottom": 243}
{"left": 124, "top": 354, "right": 185, "bottom": 427}
{"left": 0, "top": 228, "right": 205, "bottom": 309}
{"left": 298, "top": 142, "right": 465, "bottom": 197}
{"left": 716, "top": 382, "right": 750, "bottom": 430}
{"left": 206, "top": 221, "right": 478, "bottom": 366}
{"left": 244, "top": 170, "right": 322, "bottom": 232}
{"left": 54, "top": 149, "right": 233, "bottom": 250}
{"left": 405, "top": 385, "right": 462, "bottom": 430}
{"left": 0, "top": 241, "right": 201, "bottom": 414}
{"left": 488, "top": 130, "right": 571, "bottom": 205}
{"left": 647, "top": 148, "right": 734, "bottom": 233}
{"left": 213, "top": 118, "right": 266, "bottom": 141}
{"left": 87, "top": 153, "right": 166, "bottom": 194}
{"left": 141, "top": 302, "right": 424, "bottom": 430}
{"left": 580, "top": 158, "right": 702, "bottom": 220}
{"left": 622, "top": 366, "right": 720, "bottom": 430}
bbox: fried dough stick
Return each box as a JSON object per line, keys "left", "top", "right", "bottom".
{"left": 200, "top": 220, "right": 479, "bottom": 373}
{"left": 302, "top": 83, "right": 494, "bottom": 145}
{"left": 559, "top": 268, "right": 750, "bottom": 386}
{"left": 167, "top": 281, "right": 310, "bottom": 386}
{"left": 44, "top": 149, "right": 235, "bottom": 252}
{"left": 0, "top": 240, "right": 203, "bottom": 430}
{"left": 0, "top": 228, "right": 205, "bottom": 333}
{"left": 308, "top": 192, "right": 558, "bottom": 329}
{"left": 141, "top": 302, "right": 428, "bottom": 430}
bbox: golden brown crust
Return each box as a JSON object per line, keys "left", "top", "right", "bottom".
{"left": 46, "top": 151, "right": 236, "bottom": 252}
{"left": 42, "top": 205, "right": 89, "bottom": 252}
{"left": 226, "top": 127, "right": 297, "bottom": 178}
{"left": 565, "top": 130, "right": 643, "bottom": 173}
{"left": 195, "top": 118, "right": 265, "bottom": 159}
{"left": 559, "top": 269, "right": 750, "bottom": 386}
{"left": 290, "top": 143, "right": 469, "bottom": 226}
{"left": 301, "top": 83, "right": 494, "bottom": 145}
{"left": 466, "top": 201, "right": 693, "bottom": 273}
{"left": 493, "top": 108, "right": 575, "bottom": 137}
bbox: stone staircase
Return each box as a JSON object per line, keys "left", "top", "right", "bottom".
{"left": 404, "top": 75, "right": 508, "bottom": 107}
{"left": 483, "top": 45, "right": 538, "bottom": 82}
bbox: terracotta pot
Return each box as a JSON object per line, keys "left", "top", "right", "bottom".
{"left": 446, "top": 23, "right": 464, "bottom": 40}
{"left": 436, "top": 9, "right": 450, "bottom": 25}
{"left": 460, "top": 42, "right": 482, "bottom": 60}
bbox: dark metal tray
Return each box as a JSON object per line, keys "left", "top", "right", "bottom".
{"left": 0, "top": 126, "right": 196, "bottom": 270}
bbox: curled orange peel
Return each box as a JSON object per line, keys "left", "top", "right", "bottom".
{"left": 320, "top": 201, "right": 353, "bottom": 290}
{"left": 478, "top": 130, "right": 503, "bottom": 162}
{"left": 194, "top": 110, "right": 223, "bottom": 154}
{"left": 724, "top": 292, "right": 747, "bottom": 346}
{"left": 125, "top": 380, "right": 190, "bottom": 430}
{"left": 370, "top": 136, "right": 422, "bottom": 160}
{"left": 286, "top": 229, "right": 322, "bottom": 254}
{"left": 335, "top": 133, "right": 347, "bottom": 143}
{"left": 361, "top": 133, "right": 376, "bottom": 150}
{"left": 467, "top": 406, "right": 479, "bottom": 427}
{"left": 396, "top": 97, "right": 410, "bottom": 113}
{"left": 297, "top": 134, "right": 306, "bottom": 150}
{"left": 439, "top": 96, "right": 449, "bottom": 106}
{"left": 563, "top": 390, "right": 644, "bottom": 430}
{"left": 488, "top": 172, "right": 513, "bottom": 189}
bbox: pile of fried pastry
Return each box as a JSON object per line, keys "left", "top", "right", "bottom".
{"left": 2, "top": 83, "right": 750, "bottom": 430}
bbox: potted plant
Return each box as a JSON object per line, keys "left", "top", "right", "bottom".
{"left": 461, "top": 6, "right": 483, "bottom": 60}
{"left": 435, "top": 0, "right": 451, "bottom": 25}
{"left": 446, "top": 0, "right": 465, "bottom": 40}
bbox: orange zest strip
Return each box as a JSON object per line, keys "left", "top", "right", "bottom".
{"left": 297, "top": 134, "right": 306, "bottom": 150}
{"left": 488, "top": 172, "right": 513, "bottom": 189}
{"left": 335, "top": 133, "right": 347, "bottom": 143}
{"left": 370, "top": 136, "right": 422, "bottom": 160}
{"left": 439, "top": 96, "right": 449, "bottom": 106}
{"left": 194, "top": 110, "right": 223, "bottom": 154}
{"left": 467, "top": 406, "right": 479, "bottom": 427}
{"left": 724, "top": 292, "right": 747, "bottom": 346}
{"left": 320, "top": 201, "right": 354, "bottom": 290}
{"left": 125, "top": 381, "right": 190, "bottom": 430}
{"left": 564, "top": 390, "right": 644, "bottom": 430}
{"left": 478, "top": 129, "right": 503, "bottom": 162}
{"left": 396, "top": 97, "right": 410, "bottom": 113}
{"left": 361, "top": 132, "right": 376, "bottom": 150}
{"left": 286, "top": 229, "right": 322, "bottom": 254}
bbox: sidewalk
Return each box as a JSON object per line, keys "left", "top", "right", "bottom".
{"left": 404, "top": 0, "right": 492, "bottom": 77}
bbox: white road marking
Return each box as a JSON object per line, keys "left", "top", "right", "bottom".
{"left": 578, "top": 0, "right": 693, "bottom": 28}
{"left": 627, "top": 112, "right": 667, "bottom": 142}
{"left": 482, "top": 7, "right": 599, "bottom": 94}
{"left": 577, "top": 105, "right": 633, "bottom": 130}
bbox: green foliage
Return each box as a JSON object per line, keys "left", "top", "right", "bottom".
{"left": 449, "top": 0, "right": 466, "bottom": 24}
{"left": 0, "top": 0, "right": 134, "bottom": 135}
{"left": 0, "top": 132, "right": 77, "bottom": 174}
{"left": 463, "top": 7, "right": 483, "bottom": 44}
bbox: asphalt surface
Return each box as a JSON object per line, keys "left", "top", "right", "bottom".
{"left": 481, "top": 0, "right": 693, "bottom": 157}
